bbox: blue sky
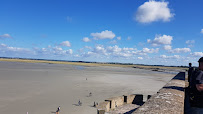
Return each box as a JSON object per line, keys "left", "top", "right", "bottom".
{"left": 0, "top": 0, "right": 203, "bottom": 66}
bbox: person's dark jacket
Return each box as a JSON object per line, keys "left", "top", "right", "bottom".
{"left": 189, "top": 70, "right": 203, "bottom": 108}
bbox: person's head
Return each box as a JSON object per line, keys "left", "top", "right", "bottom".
{"left": 189, "top": 63, "right": 192, "bottom": 67}
{"left": 198, "top": 57, "right": 203, "bottom": 71}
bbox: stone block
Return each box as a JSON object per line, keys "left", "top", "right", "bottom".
{"left": 97, "top": 101, "right": 110, "bottom": 112}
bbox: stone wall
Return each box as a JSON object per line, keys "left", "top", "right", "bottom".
{"left": 97, "top": 72, "right": 186, "bottom": 114}
{"left": 133, "top": 72, "right": 185, "bottom": 114}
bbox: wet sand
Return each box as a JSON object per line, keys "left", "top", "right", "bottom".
{"left": 0, "top": 61, "right": 174, "bottom": 114}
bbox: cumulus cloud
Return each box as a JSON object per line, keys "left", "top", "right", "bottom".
{"left": 83, "top": 37, "right": 91, "bottom": 42}
{"left": 135, "top": 0, "right": 174, "bottom": 23}
{"left": 123, "top": 47, "right": 136, "bottom": 51}
{"left": 0, "top": 34, "right": 12, "bottom": 39}
{"left": 170, "top": 48, "right": 191, "bottom": 53}
{"left": 160, "top": 55, "right": 180, "bottom": 59}
{"left": 81, "top": 45, "right": 139, "bottom": 59}
{"left": 35, "top": 46, "right": 73, "bottom": 56}
{"left": 0, "top": 43, "right": 32, "bottom": 55}
{"left": 79, "top": 45, "right": 159, "bottom": 60}
{"left": 201, "top": 29, "right": 203, "bottom": 34}
{"left": 93, "top": 45, "right": 107, "bottom": 55}
{"left": 107, "top": 45, "right": 122, "bottom": 53}
{"left": 192, "top": 52, "right": 203, "bottom": 57}
{"left": 142, "top": 48, "right": 159, "bottom": 53}
{"left": 148, "top": 35, "right": 173, "bottom": 46}
{"left": 107, "top": 45, "right": 133, "bottom": 58}
{"left": 60, "top": 41, "right": 71, "bottom": 47}
{"left": 53, "top": 47, "right": 73, "bottom": 55}
{"left": 163, "top": 45, "right": 172, "bottom": 50}
{"left": 91, "top": 30, "right": 115, "bottom": 40}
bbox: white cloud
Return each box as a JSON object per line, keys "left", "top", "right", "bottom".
{"left": 68, "top": 49, "right": 73, "bottom": 54}
{"left": 148, "top": 35, "right": 173, "bottom": 46}
{"left": 135, "top": 0, "right": 174, "bottom": 23}
{"left": 0, "top": 43, "right": 32, "bottom": 54}
{"left": 93, "top": 45, "right": 107, "bottom": 55}
{"left": 52, "top": 47, "right": 66, "bottom": 55}
{"left": 91, "top": 30, "right": 115, "bottom": 40}
{"left": 60, "top": 41, "right": 71, "bottom": 47}
{"left": 106, "top": 46, "right": 136, "bottom": 58}
{"left": 107, "top": 45, "right": 122, "bottom": 53}
{"left": 81, "top": 45, "right": 138, "bottom": 59}
{"left": 132, "top": 51, "right": 147, "bottom": 56}
{"left": 192, "top": 52, "right": 203, "bottom": 57}
{"left": 0, "top": 34, "right": 12, "bottom": 39}
{"left": 79, "top": 45, "right": 159, "bottom": 60}
{"left": 163, "top": 45, "right": 172, "bottom": 50}
{"left": 142, "top": 48, "right": 159, "bottom": 53}
{"left": 138, "top": 57, "right": 143, "bottom": 60}
{"left": 201, "top": 29, "right": 203, "bottom": 34}
{"left": 117, "top": 36, "right": 121, "bottom": 40}
{"left": 83, "top": 37, "right": 91, "bottom": 42}
{"left": 123, "top": 47, "right": 136, "bottom": 51}
{"left": 132, "top": 48, "right": 159, "bottom": 56}
{"left": 170, "top": 48, "right": 191, "bottom": 53}
{"left": 160, "top": 55, "right": 180, "bottom": 59}
{"left": 35, "top": 46, "right": 73, "bottom": 56}
{"left": 160, "top": 55, "right": 167, "bottom": 59}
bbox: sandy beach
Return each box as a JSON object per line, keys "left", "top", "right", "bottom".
{"left": 0, "top": 61, "right": 174, "bottom": 114}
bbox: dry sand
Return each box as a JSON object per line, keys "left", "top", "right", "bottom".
{"left": 0, "top": 61, "right": 175, "bottom": 114}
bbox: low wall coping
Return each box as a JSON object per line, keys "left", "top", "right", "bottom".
{"left": 133, "top": 72, "right": 185, "bottom": 114}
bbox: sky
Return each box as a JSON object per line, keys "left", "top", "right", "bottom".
{"left": 0, "top": 0, "right": 203, "bottom": 66}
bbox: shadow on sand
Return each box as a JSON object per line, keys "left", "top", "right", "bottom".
{"left": 72, "top": 104, "right": 82, "bottom": 106}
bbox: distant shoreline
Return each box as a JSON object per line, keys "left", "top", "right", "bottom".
{"left": 0, "top": 57, "right": 188, "bottom": 73}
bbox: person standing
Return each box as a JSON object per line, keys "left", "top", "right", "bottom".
{"left": 56, "top": 106, "right": 60, "bottom": 114}
{"left": 189, "top": 57, "right": 203, "bottom": 113}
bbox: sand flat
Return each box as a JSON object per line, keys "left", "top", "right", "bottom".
{"left": 0, "top": 61, "right": 174, "bottom": 114}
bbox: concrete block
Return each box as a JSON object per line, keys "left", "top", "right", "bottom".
{"left": 97, "top": 109, "right": 105, "bottom": 114}
{"left": 106, "top": 96, "right": 124, "bottom": 109}
{"left": 97, "top": 101, "right": 110, "bottom": 112}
